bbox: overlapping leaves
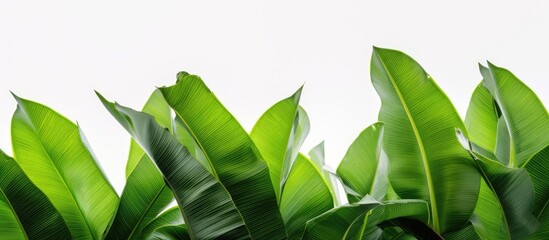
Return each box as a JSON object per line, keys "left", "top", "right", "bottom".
{"left": 1, "top": 47, "right": 548, "bottom": 240}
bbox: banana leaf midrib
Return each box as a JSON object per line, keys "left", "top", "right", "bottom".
{"left": 473, "top": 158, "right": 512, "bottom": 240}
{"left": 168, "top": 110, "right": 253, "bottom": 237}
{"left": 126, "top": 166, "right": 170, "bottom": 239}
{"left": 373, "top": 49, "right": 439, "bottom": 231}
{"left": 14, "top": 102, "right": 97, "bottom": 239}
{"left": 0, "top": 187, "right": 29, "bottom": 240}
{"left": 104, "top": 99, "right": 254, "bottom": 239}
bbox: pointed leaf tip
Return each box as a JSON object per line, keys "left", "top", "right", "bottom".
{"left": 486, "top": 61, "right": 497, "bottom": 68}
{"left": 372, "top": 46, "right": 401, "bottom": 54}
{"left": 478, "top": 62, "right": 488, "bottom": 70}
{"left": 10, "top": 91, "right": 23, "bottom": 103}
{"left": 291, "top": 85, "right": 304, "bottom": 105}
{"left": 95, "top": 91, "right": 113, "bottom": 108}
{"left": 94, "top": 90, "right": 105, "bottom": 100}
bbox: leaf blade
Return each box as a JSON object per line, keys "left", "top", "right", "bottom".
{"left": 98, "top": 93, "right": 251, "bottom": 239}
{"left": 370, "top": 47, "right": 480, "bottom": 233}
{"left": 337, "top": 122, "right": 388, "bottom": 202}
{"left": 480, "top": 63, "right": 549, "bottom": 167}
{"left": 159, "top": 73, "right": 287, "bottom": 239}
{"left": 10, "top": 95, "right": 118, "bottom": 239}
{"left": 0, "top": 149, "right": 71, "bottom": 240}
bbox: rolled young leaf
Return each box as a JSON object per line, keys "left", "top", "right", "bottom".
{"left": 0, "top": 149, "right": 71, "bottom": 239}
{"left": 159, "top": 72, "right": 287, "bottom": 239}
{"left": 98, "top": 93, "right": 251, "bottom": 239}
{"left": 370, "top": 47, "right": 480, "bottom": 233}
{"left": 10, "top": 94, "right": 118, "bottom": 239}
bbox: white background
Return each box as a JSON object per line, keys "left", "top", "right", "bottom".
{"left": 1, "top": 0, "right": 548, "bottom": 194}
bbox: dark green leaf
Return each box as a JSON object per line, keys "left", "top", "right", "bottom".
{"left": 0, "top": 149, "right": 71, "bottom": 239}
{"left": 98, "top": 93, "right": 251, "bottom": 239}
{"left": 141, "top": 207, "right": 184, "bottom": 239}
{"left": 104, "top": 155, "right": 173, "bottom": 240}
{"left": 457, "top": 131, "right": 538, "bottom": 239}
{"left": 160, "top": 73, "right": 287, "bottom": 239}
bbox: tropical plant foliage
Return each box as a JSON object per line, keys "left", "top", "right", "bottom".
{"left": 0, "top": 47, "right": 547, "bottom": 239}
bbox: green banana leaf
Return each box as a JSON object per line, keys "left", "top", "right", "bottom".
{"left": 480, "top": 64, "right": 549, "bottom": 216}
{"left": 98, "top": 93, "right": 252, "bottom": 239}
{"left": 379, "top": 218, "right": 443, "bottom": 240}
{"left": 380, "top": 227, "right": 416, "bottom": 240}
{"left": 10, "top": 94, "right": 118, "bottom": 239}
{"left": 159, "top": 72, "right": 287, "bottom": 239}
{"left": 336, "top": 122, "right": 411, "bottom": 239}
{"left": 465, "top": 63, "right": 549, "bottom": 238}
{"left": 457, "top": 131, "right": 538, "bottom": 239}
{"left": 141, "top": 207, "right": 184, "bottom": 239}
{"left": 126, "top": 89, "right": 173, "bottom": 177}
{"left": 301, "top": 197, "right": 429, "bottom": 240}
{"left": 0, "top": 149, "right": 72, "bottom": 239}
{"left": 104, "top": 155, "right": 173, "bottom": 239}
{"left": 370, "top": 47, "right": 480, "bottom": 233}
{"left": 337, "top": 122, "right": 388, "bottom": 202}
{"left": 280, "top": 154, "right": 333, "bottom": 239}
{"left": 442, "top": 222, "right": 478, "bottom": 240}
{"left": 479, "top": 63, "right": 549, "bottom": 167}
{"left": 249, "top": 89, "right": 332, "bottom": 238}
{"left": 469, "top": 180, "right": 506, "bottom": 240}
{"left": 528, "top": 146, "right": 549, "bottom": 239}
{"left": 173, "top": 117, "right": 212, "bottom": 174}
{"left": 464, "top": 84, "right": 499, "bottom": 154}
{"left": 249, "top": 87, "right": 308, "bottom": 200}
{"left": 104, "top": 90, "right": 174, "bottom": 240}
{"left": 171, "top": 71, "right": 210, "bottom": 170}
{"left": 148, "top": 225, "right": 190, "bottom": 240}
{"left": 465, "top": 85, "right": 528, "bottom": 239}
